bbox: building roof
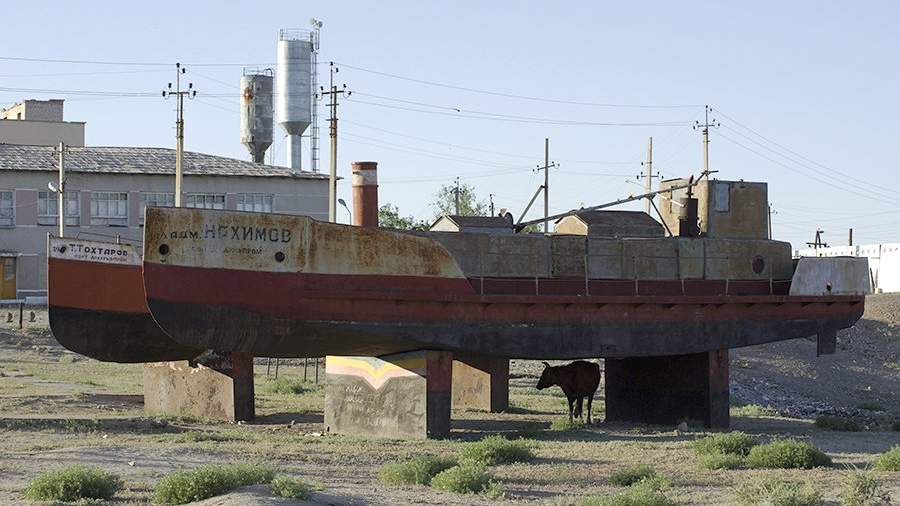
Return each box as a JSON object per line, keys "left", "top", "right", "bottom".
{"left": 435, "top": 215, "right": 515, "bottom": 229}
{"left": 0, "top": 144, "right": 327, "bottom": 179}
{"left": 565, "top": 210, "right": 660, "bottom": 227}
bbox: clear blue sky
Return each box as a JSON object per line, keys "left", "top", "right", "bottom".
{"left": 3, "top": 1, "right": 898, "bottom": 248}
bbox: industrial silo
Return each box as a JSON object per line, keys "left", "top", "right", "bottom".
{"left": 276, "top": 29, "right": 313, "bottom": 170}
{"left": 240, "top": 71, "right": 274, "bottom": 163}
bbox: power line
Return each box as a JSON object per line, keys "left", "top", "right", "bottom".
{"left": 0, "top": 68, "right": 168, "bottom": 78}
{"left": 0, "top": 86, "right": 157, "bottom": 97}
{"left": 0, "top": 55, "right": 273, "bottom": 67}
{"left": 345, "top": 96, "right": 693, "bottom": 127}
{"left": 335, "top": 61, "right": 704, "bottom": 109}
{"left": 716, "top": 131, "right": 898, "bottom": 206}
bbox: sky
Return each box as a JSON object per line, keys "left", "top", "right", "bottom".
{"left": 2, "top": 1, "right": 898, "bottom": 248}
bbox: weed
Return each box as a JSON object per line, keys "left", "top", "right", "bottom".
{"left": 152, "top": 463, "right": 276, "bottom": 504}
{"left": 550, "top": 418, "right": 585, "bottom": 431}
{"left": 378, "top": 455, "right": 458, "bottom": 486}
{"left": 842, "top": 468, "right": 891, "bottom": 506}
{"left": 270, "top": 475, "right": 313, "bottom": 500}
{"left": 698, "top": 453, "right": 744, "bottom": 470}
{"left": 580, "top": 480, "right": 674, "bottom": 506}
{"left": 745, "top": 439, "right": 832, "bottom": 469}
{"left": 260, "top": 377, "right": 313, "bottom": 395}
{"left": 735, "top": 475, "right": 822, "bottom": 506}
{"left": 693, "top": 431, "right": 758, "bottom": 456}
{"left": 24, "top": 465, "right": 122, "bottom": 502}
{"left": 608, "top": 465, "right": 656, "bottom": 487}
{"left": 731, "top": 404, "right": 779, "bottom": 417}
{"left": 460, "top": 435, "right": 533, "bottom": 465}
{"left": 814, "top": 415, "right": 862, "bottom": 432}
{"left": 430, "top": 462, "right": 502, "bottom": 496}
{"left": 170, "top": 430, "right": 238, "bottom": 443}
{"left": 873, "top": 445, "right": 900, "bottom": 471}
{"left": 856, "top": 401, "right": 885, "bottom": 412}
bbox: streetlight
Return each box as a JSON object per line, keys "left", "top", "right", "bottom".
{"left": 337, "top": 198, "right": 352, "bottom": 223}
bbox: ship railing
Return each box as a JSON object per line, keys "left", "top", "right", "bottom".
{"left": 475, "top": 252, "right": 785, "bottom": 297}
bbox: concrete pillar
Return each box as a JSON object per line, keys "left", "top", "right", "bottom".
{"left": 605, "top": 349, "right": 729, "bottom": 428}
{"left": 143, "top": 352, "right": 255, "bottom": 422}
{"left": 324, "top": 350, "right": 452, "bottom": 439}
{"left": 451, "top": 354, "right": 509, "bottom": 413}
{"left": 351, "top": 161, "right": 378, "bottom": 228}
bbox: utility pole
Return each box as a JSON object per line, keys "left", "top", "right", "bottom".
{"left": 638, "top": 136, "right": 660, "bottom": 215}
{"left": 806, "top": 228, "right": 828, "bottom": 252}
{"left": 56, "top": 142, "right": 66, "bottom": 237}
{"left": 848, "top": 228, "right": 853, "bottom": 247}
{"left": 543, "top": 138, "right": 549, "bottom": 233}
{"left": 162, "top": 63, "right": 196, "bottom": 207}
{"left": 489, "top": 193, "right": 495, "bottom": 217}
{"left": 694, "top": 105, "right": 720, "bottom": 176}
{"left": 318, "top": 62, "right": 350, "bottom": 223}
{"left": 533, "top": 139, "right": 557, "bottom": 233}
{"left": 453, "top": 177, "right": 460, "bottom": 215}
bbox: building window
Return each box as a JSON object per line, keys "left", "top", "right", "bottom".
{"left": 38, "top": 191, "right": 80, "bottom": 226}
{"left": 237, "top": 193, "right": 273, "bottom": 213}
{"left": 0, "top": 191, "right": 13, "bottom": 227}
{"left": 185, "top": 193, "right": 225, "bottom": 210}
{"left": 90, "top": 192, "right": 128, "bottom": 226}
{"left": 140, "top": 192, "right": 174, "bottom": 224}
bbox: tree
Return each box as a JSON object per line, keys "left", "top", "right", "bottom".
{"left": 378, "top": 204, "right": 429, "bottom": 231}
{"left": 431, "top": 183, "right": 488, "bottom": 218}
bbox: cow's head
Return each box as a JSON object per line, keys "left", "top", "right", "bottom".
{"left": 536, "top": 361, "right": 556, "bottom": 390}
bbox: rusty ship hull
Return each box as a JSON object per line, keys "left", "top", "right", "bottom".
{"left": 48, "top": 237, "right": 201, "bottom": 363}
{"left": 141, "top": 208, "right": 865, "bottom": 359}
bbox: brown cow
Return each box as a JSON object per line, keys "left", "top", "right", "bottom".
{"left": 536, "top": 360, "right": 601, "bottom": 423}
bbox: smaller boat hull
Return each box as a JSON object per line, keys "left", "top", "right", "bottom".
{"left": 48, "top": 237, "right": 201, "bottom": 363}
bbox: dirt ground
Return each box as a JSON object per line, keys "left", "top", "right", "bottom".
{"left": 0, "top": 298, "right": 898, "bottom": 505}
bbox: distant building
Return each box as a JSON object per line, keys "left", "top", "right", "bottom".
{"left": 430, "top": 214, "right": 515, "bottom": 235}
{"left": 0, "top": 144, "right": 327, "bottom": 300}
{"left": 0, "top": 99, "right": 85, "bottom": 147}
{"left": 554, "top": 210, "right": 664, "bottom": 238}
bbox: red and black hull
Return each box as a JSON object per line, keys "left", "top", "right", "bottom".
{"left": 144, "top": 263, "right": 864, "bottom": 359}
{"left": 48, "top": 241, "right": 201, "bottom": 363}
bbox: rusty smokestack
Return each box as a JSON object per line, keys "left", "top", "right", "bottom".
{"left": 352, "top": 161, "right": 378, "bottom": 227}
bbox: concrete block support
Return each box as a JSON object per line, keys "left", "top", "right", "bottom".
{"left": 605, "top": 349, "right": 729, "bottom": 428}
{"left": 324, "top": 350, "right": 452, "bottom": 439}
{"left": 451, "top": 354, "right": 509, "bottom": 412}
{"left": 143, "top": 352, "right": 255, "bottom": 422}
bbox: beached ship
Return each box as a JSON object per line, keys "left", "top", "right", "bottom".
{"left": 47, "top": 236, "right": 201, "bottom": 362}
{"left": 140, "top": 178, "right": 867, "bottom": 359}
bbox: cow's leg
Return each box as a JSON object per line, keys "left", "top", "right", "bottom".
{"left": 586, "top": 394, "right": 594, "bottom": 424}
{"left": 567, "top": 396, "right": 574, "bottom": 422}
{"left": 575, "top": 397, "right": 585, "bottom": 419}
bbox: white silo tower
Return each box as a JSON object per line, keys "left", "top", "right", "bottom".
{"left": 240, "top": 71, "right": 274, "bottom": 163}
{"left": 276, "top": 29, "right": 313, "bottom": 170}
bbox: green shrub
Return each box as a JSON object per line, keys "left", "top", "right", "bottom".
{"left": 152, "top": 463, "right": 276, "bottom": 504}
{"left": 842, "top": 468, "right": 891, "bottom": 506}
{"left": 815, "top": 415, "right": 862, "bottom": 432}
{"left": 580, "top": 480, "right": 675, "bottom": 506}
{"left": 856, "top": 401, "right": 884, "bottom": 412}
{"left": 260, "top": 377, "right": 311, "bottom": 395}
{"left": 609, "top": 465, "right": 656, "bottom": 487}
{"left": 460, "top": 435, "right": 533, "bottom": 465}
{"left": 873, "top": 445, "right": 900, "bottom": 471}
{"left": 430, "top": 463, "right": 501, "bottom": 496}
{"left": 735, "top": 475, "right": 822, "bottom": 506}
{"left": 24, "top": 465, "right": 122, "bottom": 502}
{"left": 550, "top": 418, "right": 585, "bottom": 431}
{"left": 270, "top": 475, "right": 313, "bottom": 500}
{"left": 377, "top": 455, "right": 458, "bottom": 486}
{"left": 693, "top": 431, "right": 758, "bottom": 456}
{"left": 698, "top": 453, "right": 744, "bottom": 470}
{"left": 745, "top": 439, "right": 832, "bottom": 469}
